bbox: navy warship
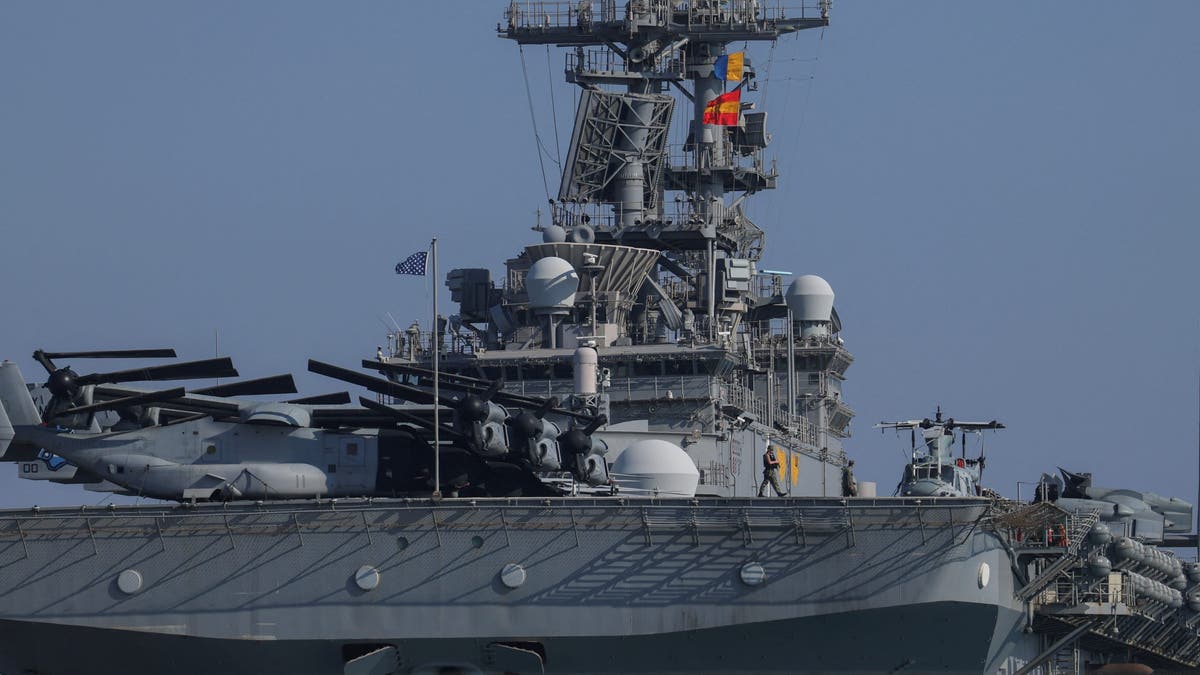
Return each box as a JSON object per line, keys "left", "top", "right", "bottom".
{"left": 1, "top": 2, "right": 1199, "bottom": 674}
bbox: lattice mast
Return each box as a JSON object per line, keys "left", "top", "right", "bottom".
{"left": 500, "top": 0, "right": 830, "bottom": 338}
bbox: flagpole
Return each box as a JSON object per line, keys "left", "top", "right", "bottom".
{"left": 431, "top": 237, "right": 441, "bottom": 500}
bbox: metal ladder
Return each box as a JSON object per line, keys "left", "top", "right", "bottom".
{"left": 1015, "top": 509, "right": 1102, "bottom": 601}
{"left": 1017, "top": 554, "right": 1079, "bottom": 601}
{"left": 1049, "top": 642, "right": 1079, "bottom": 674}
{"left": 1063, "top": 508, "right": 1100, "bottom": 556}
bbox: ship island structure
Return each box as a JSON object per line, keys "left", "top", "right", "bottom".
{"left": 1, "top": 2, "right": 1199, "bottom": 674}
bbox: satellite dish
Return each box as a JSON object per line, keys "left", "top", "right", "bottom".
{"left": 526, "top": 256, "right": 579, "bottom": 311}
{"left": 568, "top": 224, "right": 596, "bottom": 244}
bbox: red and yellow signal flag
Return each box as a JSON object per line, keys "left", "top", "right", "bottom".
{"left": 702, "top": 90, "right": 741, "bottom": 125}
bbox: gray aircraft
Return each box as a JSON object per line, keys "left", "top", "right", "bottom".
{"left": 1036, "top": 467, "right": 1194, "bottom": 546}
{"left": 0, "top": 349, "right": 614, "bottom": 501}
{"left": 877, "top": 408, "right": 1005, "bottom": 498}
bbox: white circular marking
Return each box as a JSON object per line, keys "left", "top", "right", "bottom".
{"left": 500, "top": 563, "right": 527, "bottom": 589}
{"left": 978, "top": 562, "right": 991, "bottom": 589}
{"left": 740, "top": 562, "right": 767, "bottom": 587}
{"left": 117, "top": 569, "right": 143, "bottom": 595}
{"left": 355, "top": 565, "right": 381, "bottom": 591}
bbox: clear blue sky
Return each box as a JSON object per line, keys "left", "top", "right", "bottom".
{"left": 1, "top": 2, "right": 1197, "bottom": 508}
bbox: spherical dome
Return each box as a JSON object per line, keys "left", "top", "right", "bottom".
{"left": 785, "top": 274, "right": 835, "bottom": 321}
{"left": 610, "top": 439, "right": 700, "bottom": 498}
{"left": 1088, "top": 521, "right": 1112, "bottom": 545}
{"left": 1088, "top": 554, "right": 1112, "bottom": 577}
{"left": 542, "top": 225, "right": 567, "bottom": 243}
{"left": 526, "top": 256, "right": 578, "bottom": 310}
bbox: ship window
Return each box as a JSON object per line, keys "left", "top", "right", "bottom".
{"left": 808, "top": 373, "right": 820, "bottom": 385}
{"left": 328, "top": 464, "right": 337, "bottom": 473}
{"left": 346, "top": 443, "right": 358, "bottom": 457}
{"left": 206, "top": 444, "right": 217, "bottom": 455}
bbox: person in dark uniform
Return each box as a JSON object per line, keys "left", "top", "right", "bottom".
{"left": 841, "top": 459, "right": 858, "bottom": 497}
{"left": 758, "top": 445, "right": 787, "bottom": 497}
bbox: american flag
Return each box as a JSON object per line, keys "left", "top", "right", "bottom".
{"left": 394, "top": 251, "right": 428, "bottom": 276}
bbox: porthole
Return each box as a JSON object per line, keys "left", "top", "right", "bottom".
{"left": 740, "top": 562, "right": 766, "bottom": 587}
{"left": 978, "top": 562, "right": 991, "bottom": 589}
{"left": 500, "top": 563, "right": 526, "bottom": 589}
{"left": 354, "top": 565, "right": 381, "bottom": 591}
{"left": 117, "top": 569, "right": 143, "bottom": 595}
{"left": 471, "top": 535, "right": 484, "bottom": 549}
{"left": 397, "top": 536, "right": 409, "bottom": 550}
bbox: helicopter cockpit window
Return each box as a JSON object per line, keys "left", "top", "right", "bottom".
{"left": 941, "top": 466, "right": 955, "bottom": 484}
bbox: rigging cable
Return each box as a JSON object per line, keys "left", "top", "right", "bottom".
{"left": 759, "top": 41, "right": 779, "bottom": 113}
{"left": 764, "top": 27, "right": 825, "bottom": 233}
{"left": 546, "top": 45, "right": 563, "bottom": 168}
{"left": 788, "top": 27, "right": 826, "bottom": 162}
{"left": 518, "top": 44, "right": 552, "bottom": 200}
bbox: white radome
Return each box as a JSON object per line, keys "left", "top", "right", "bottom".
{"left": 610, "top": 439, "right": 700, "bottom": 497}
{"left": 785, "top": 274, "right": 835, "bottom": 322}
{"left": 525, "top": 256, "right": 579, "bottom": 310}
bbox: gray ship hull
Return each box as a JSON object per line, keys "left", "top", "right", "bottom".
{"left": 0, "top": 602, "right": 1026, "bottom": 674}
{"left": 0, "top": 497, "right": 1036, "bottom": 674}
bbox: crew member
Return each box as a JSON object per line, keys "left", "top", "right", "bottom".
{"left": 842, "top": 459, "right": 858, "bottom": 497}
{"left": 758, "top": 445, "right": 787, "bottom": 497}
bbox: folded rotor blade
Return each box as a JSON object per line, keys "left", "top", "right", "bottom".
{"left": 362, "top": 361, "right": 512, "bottom": 404}
{"left": 309, "top": 360, "right": 458, "bottom": 407}
{"left": 357, "top": 397, "right": 468, "bottom": 441}
{"left": 31, "top": 350, "right": 58, "bottom": 374}
{"left": 57, "top": 387, "right": 187, "bottom": 416}
{"left": 287, "top": 391, "right": 352, "bottom": 405}
{"left": 93, "top": 385, "right": 241, "bottom": 417}
{"left": 162, "top": 412, "right": 211, "bottom": 426}
{"left": 309, "top": 408, "right": 408, "bottom": 428}
{"left": 361, "top": 360, "right": 571, "bottom": 413}
{"left": 362, "top": 360, "right": 497, "bottom": 387}
{"left": 76, "top": 357, "right": 238, "bottom": 385}
{"left": 946, "top": 420, "right": 1005, "bottom": 430}
{"left": 355, "top": 360, "right": 602, "bottom": 423}
{"left": 42, "top": 348, "right": 177, "bottom": 360}
{"left": 192, "top": 374, "right": 298, "bottom": 397}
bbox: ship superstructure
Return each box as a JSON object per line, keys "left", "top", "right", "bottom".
{"left": 385, "top": 0, "right": 854, "bottom": 499}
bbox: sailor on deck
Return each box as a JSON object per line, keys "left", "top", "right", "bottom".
{"left": 842, "top": 459, "right": 858, "bottom": 497}
{"left": 758, "top": 446, "right": 787, "bottom": 497}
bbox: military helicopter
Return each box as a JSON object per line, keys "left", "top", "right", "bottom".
{"left": 876, "top": 407, "right": 1005, "bottom": 498}
{"left": 0, "top": 348, "right": 612, "bottom": 502}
